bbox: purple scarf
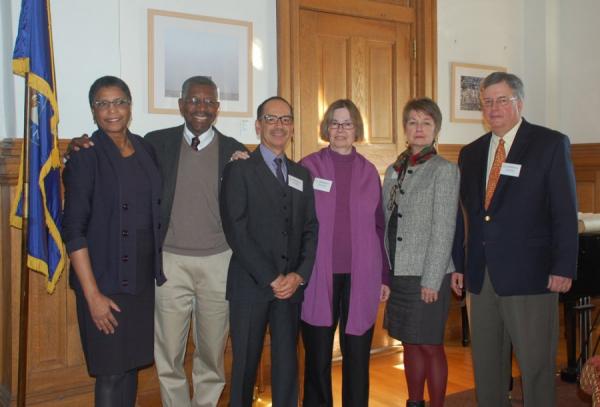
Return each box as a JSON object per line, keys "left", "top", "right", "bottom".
{"left": 300, "top": 147, "right": 385, "bottom": 335}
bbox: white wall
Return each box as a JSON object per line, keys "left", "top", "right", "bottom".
{"left": 557, "top": 0, "right": 600, "bottom": 143}
{"left": 437, "top": 0, "right": 525, "bottom": 145}
{"left": 2, "top": 0, "right": 599, "bottom": 144}
{"left": 438, "top": 0, "right": 600, "bottom": 145}
{"left": 522, "top": 0, "right": 558, "bottom": 130}
{"left": 0, "top": 0, "right": 17, "bottom": 142}
{"left": 3, "top": 0, "right": 277, "bottom": 144}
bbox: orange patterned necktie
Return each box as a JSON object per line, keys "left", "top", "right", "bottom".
{"left": 484, "top": 138, "right": 506, "bottom": 210}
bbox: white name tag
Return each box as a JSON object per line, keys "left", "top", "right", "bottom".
{"left": 313, "top": 177, "right": 332, "bottom": 192}
{"left": 500, "top": 163, "right": 521, "bottom": 177}
{"left": 288, "top": 175, "right": 303, "bottom": 191}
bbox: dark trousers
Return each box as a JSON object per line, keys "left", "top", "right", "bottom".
{"left": 95, "top": 369, "right": 138, "bottom": 407}
{"left": 229, "top": 299, "right": 300, "bottom": 407}
{"left": 301, "top": 274, "right": 374, "bottom": 407}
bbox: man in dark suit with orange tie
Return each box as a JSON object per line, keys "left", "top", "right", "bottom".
{"left": 220, "top": 96, "right": 318, "bottom": 406}
{"left": 451, "top": 72, "right": 578, "bottom": 406}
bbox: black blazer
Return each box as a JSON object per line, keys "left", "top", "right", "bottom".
{"left": 219, "top": 149, "right": 318, "bottom": 303}
{"left": 62, "top": 130, "right": 165, "bottom": 295}
{"left": 144, "top": 125, "right": 247, "bottom": 245}
{"left": 455, "top": 119, "right": 578, "bottom": 295}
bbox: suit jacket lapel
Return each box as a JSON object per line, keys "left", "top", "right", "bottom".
{"left": 488, "top": 120, "right": 532, "bottom": 211}
{"left": 287, "top": 161, "right": 304, "bottom": 223}
{"left": 161, "top": 126, "right": 184, "bottom": 207}
{"left": 129, "top": 136, "right": 161, "bottom": 198}
{"left": 214, "top": 127, "right": 227, "bottom": 195}
{"left": 93, "top": 130, "right": 122, "bottom": 183}
{"left": 504, "top": 119, "right": 533, "bottom": 164}
{"left": 250, "top": 150, "right": 285, "bottom": 205}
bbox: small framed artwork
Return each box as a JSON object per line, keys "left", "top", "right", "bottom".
{"left": 148, "top": 9, "right": 253, "bottom": 117}
{"left": 450, "top": 63, "right": 506, "bottom": 123}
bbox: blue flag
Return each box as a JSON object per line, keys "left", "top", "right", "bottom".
{"left": 11, "top": 0, "right": 65, "bottom": 293}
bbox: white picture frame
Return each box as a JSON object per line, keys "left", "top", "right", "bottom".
{"left": 148, "top": 9, "right": 253, "bottom": 117}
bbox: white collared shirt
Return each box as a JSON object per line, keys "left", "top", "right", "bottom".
{"left": 183, "top": 125, "right": 215, "bottom": 152}
{"left": 486, "top": 118, "right": 522, "bottom": 186}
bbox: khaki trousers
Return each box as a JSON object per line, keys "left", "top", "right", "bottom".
{"left": 469, "top": 271, "right": 559, "bottom": 407}
{"left": 155, "top": 249, "right": 231, "bottom": 407}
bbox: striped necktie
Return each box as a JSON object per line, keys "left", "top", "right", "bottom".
{"left": 191, "top": 136, "right": 200, "bottom": 151}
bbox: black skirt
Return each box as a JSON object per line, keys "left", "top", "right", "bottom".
{"left": 76, "top": 230, "right": 155, "bottom": 376}
{"left": 384, "top": 273, "right": 451, "bottom": 345}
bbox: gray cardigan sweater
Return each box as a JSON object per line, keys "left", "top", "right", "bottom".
{"left": 382, "top": 154, "right": 460, "bottom": 291}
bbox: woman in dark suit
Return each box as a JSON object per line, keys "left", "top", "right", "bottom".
{"left": 62, "top": 76, "right": 165, "bottom": 406}
{"left": 382, "top": 98, "right": 459, "bottom": 407}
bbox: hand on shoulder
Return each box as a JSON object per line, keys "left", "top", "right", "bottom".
{"left": 64, "top": 134, "right": 93, "bottom": 163}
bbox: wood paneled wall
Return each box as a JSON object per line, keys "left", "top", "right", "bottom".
{"left": 1, "top": 139, "right": 599, "bottom": 406}
{"left": 571, "top": 144, "right": 600, "bottom": 213}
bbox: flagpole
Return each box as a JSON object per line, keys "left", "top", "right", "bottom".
{"left": 17, "top": 73, "right": 32, "bottom": 407}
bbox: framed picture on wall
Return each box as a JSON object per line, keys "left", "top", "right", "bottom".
{"left": 450, "top": 62, "right": 506, "bottom": 123}
{"left": 148, "top": 9, "right": 253, "bottom": 117}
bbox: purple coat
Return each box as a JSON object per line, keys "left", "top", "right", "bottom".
{"left": 300, "top": 147, "right": 389, "bottom": 335}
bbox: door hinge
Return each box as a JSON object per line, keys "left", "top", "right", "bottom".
{"left": 412, "top": 39, "right": 417, "bottom": 60}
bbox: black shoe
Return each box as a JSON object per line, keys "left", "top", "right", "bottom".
{"left": 406, "top": 401, "right": 425, "bottom": 407}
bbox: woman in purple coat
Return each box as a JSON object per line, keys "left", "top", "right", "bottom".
{"left": 300, "top": 99, "right": 390, "bottom": 407}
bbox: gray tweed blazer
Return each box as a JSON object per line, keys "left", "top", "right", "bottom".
{"left": 382, "top": 154, "right": 460, "bottom": 291}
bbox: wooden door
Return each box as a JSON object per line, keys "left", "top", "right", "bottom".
{"left": 297, "top": 9, "right": 413, "bottom": 172}
{"left": 279, "top": 0, "right": 434, "bottom": 356}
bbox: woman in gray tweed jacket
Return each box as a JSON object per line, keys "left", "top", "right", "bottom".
{"left": 382, "top": 98, "right": 459, "bottom": 407}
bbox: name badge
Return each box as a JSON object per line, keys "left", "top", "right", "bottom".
{"left": 500, "top": 163, "right": 521, "bottom": 177}
{"left": 288, "top": 175, "right": 303, "bottom": 191}
{"left": 313, "top": 177, "right": 332, "bottom": 192}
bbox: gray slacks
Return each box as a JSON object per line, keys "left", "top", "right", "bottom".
{"left": 469, "top": 271, "right": 559, "bottom": 407}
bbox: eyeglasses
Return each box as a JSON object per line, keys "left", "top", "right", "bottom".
{"left": 183, "top": 97, "right": 220, "bottom": 107}
{"left": 93, "top": 98, "right": 131, "bottom": 110}
{"left": 262, "top": 114, "right": 294, "bottom": 125}
{"left": 328, "top": 121, "right": 354, "bottom": 130}
{"left": 481, "top": 96, "right": 518, "bottom": 109}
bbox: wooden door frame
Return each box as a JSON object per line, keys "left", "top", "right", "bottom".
{"left": 276, "top": 0, "right": 437, "bottom": 158}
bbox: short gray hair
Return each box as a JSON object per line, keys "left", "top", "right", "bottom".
{"left": 480, "top": 72, "right": 525, "bottom": 100}
{"left": 180, "top": 76, "right": 219, "bottom": 99}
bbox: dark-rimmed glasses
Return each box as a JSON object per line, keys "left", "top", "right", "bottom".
{"left": 328, "top": 121, "right": 354, "bottom": 130}
{"left": 262, "top": 114, "right": 294, "bottom": 125}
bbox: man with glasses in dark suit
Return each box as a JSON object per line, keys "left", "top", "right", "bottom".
{"left": 452, "top": 72, "right": 578, "bottom": 406}
{"left": 220, "top": 96, "right": 318, "bottom": 407}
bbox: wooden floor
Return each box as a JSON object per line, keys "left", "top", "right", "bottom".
{"left": 192, "top": 334, "right": 570, "bottom": 407}
{"left": 251, "top": 339, "right": 539, "bottom": 407}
